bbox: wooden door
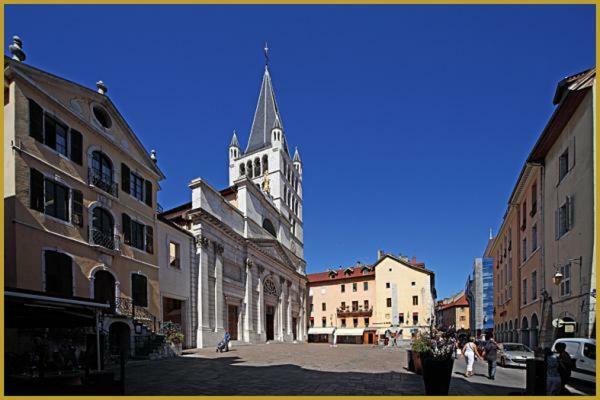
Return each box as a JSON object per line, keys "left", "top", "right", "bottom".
{"left": 228, "top": 305, "right": 238, "bottom": 340}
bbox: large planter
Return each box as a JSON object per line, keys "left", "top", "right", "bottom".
{"left": 412, "top": 351, "right": 423, "bottom": 375}
{"left": 421, "top": 356, "right": 454, "bottom": 395}
{"left": 168, "top": 342, "right": 182, "bottom": 356}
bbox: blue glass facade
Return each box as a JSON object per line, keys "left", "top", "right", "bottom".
{"left": 482, "top": 257, "right": 494, "bottom": 331}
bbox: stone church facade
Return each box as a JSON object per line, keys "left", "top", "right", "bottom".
{"left": 162, "top": 61, "right": 307, "bottom": 348}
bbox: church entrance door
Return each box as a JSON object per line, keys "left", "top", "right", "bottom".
{"left": 228, "top": 305, "right": 238, "bottom": 340}
{"left": 292, "top": 317, "right": 297, "bottom": 340}
{"left": 266, "top": 306, "right": 275, "bottom": 341}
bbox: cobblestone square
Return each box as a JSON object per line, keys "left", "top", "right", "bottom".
{"left": 122, "top": 343, "right": 531, "bottom": 395}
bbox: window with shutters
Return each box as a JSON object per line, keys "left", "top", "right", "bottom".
{"left": 30, "top": 168, "right": 85, "bottom": 225}
{"left": 44, "top": 250, "right": 73, "bottom": 297}
{"left": 412, "top": 295, "right": 419, "bottom": 306}
{"left": 44, "top": 178, "right": 70, "bottom": 221}
{"left": 322, "top": 317, "right": 326, "bottom": 327}
{"left": 131, "top": 220, "right": 145, "bottom": 250}
{"left": 522, "top": 237, "right": 527, "bottom": 262}
{"left": 557, "top": 197, "right": 573, "bottom": 239}
{"left": 28, "top": 98, "right": 83, "bottom": 164}
{"left": 522, "top": 279, "right": 527, "bottom": 305}
{"left": 531, "top": 224, "right": 538, "bottom": 252}
{"left": 559, "top": 149, "right": 569, "bottom": 183}
{"left": 386, "top": 298, "right": 392, "bottom": 307}
{"left": 531, "top": 271, "right": 537, "bottom": 301}
{"left": 131, "top": 173, "right": 144, "bottom": 202}
{"left": 131, "top": 273, "right": 148, "bottom": 307}
{"left": 531, "top": 182, "right": 537, "bottom": 216}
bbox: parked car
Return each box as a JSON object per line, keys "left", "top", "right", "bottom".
{"left": 552, "top": 338, "right": 596, "bottom": 376}
{"left": 498, "top": 342, "right": 534, "bottom": 367}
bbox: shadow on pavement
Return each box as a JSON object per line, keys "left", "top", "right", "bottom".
{"left": 122, "top": 355, "right": 529, "bottom": 396}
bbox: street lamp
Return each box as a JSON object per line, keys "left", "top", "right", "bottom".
{"left": 552, "top": 271, "right": 564, "bottom": 286}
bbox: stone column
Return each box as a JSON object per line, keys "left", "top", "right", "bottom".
{"left": 243, "top": 258, "right": 254, "bottom": 342}
{"left": 286, "top": 280, "right": 293, "bottom": 337}
{"left": 279, "top": 276, "right": 286, "bottom": 340}
{"left": 196, "top": 235, "right": 210, "bottom": 347}
{"left": 256, "top": 265, "right": 265, "bottom": 335}
{"left": 214, "top": 242, "right": 224, "bottom": 332}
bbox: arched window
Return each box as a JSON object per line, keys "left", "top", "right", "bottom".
{"left": 92, "top": 207, "right": 115, "bottom": 250}
{"left": 262, "top": 218, "right": 276, "bottom": 237}
{"left": 254, "top": 158, "right": 261, "bottom": 177}
{"left": 262, "top": 155, "right": 269, "bottom": 174}
{"left": 94, "top": 270, "right": 116, "bottom": 309}
{"left": 247, "top": 161, "right": 253, "bottom": 178}
{"left": 91, "top": 150, "right": 114, "bottom": 195}
{"left": 239, "top": 163, "right": 246, "bottom": 177}
{"left": 44, "top": 250, "right": 73, "bottom": 296}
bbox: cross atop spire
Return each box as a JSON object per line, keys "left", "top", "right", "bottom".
{"left": 263, "top": 42, "right": 269, "bottom": 67}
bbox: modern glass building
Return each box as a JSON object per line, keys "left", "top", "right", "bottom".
{"left": 466, "top": 257, "right": 494, "bottom": 338}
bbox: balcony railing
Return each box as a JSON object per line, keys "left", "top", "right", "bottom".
{"left": 88, "top": 168, "right": 119, "bottom": 197}
{"left": 336, "top": 306, "right": 373, "bottom": 317}
{"left": 90, "top": 228, "right": 120, "bottom": 251}
{"left": 115, "top": 297, "right": 158, "bottom": 332}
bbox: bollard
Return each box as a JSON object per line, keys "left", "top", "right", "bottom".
{"left": 526, "top": 357, "right": 546, "bottom": 395}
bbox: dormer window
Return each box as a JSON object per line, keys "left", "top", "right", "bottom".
{"left": 92, "top": 105, "right": 112, "bottom": 129}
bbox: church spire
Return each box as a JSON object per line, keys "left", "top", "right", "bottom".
{"left": 245, "top": 45, "right": 287, "bottom": 155}
{"left": 229, "top": 130, "right": 240, "bottom": 148}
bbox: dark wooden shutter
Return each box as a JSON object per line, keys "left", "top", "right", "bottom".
{"left": 132, "top": 274, "right": 148, "bottom": 307}
{"left": 69, "top": 129, "right": 83, "bottom": 165}
{"left": 567, "top": 196, "right": 574, "bottom": 231}
{"left": 72, "top": 189, "right": 84, "bottom": 226}
{"left": 44, "top": 114, "right": 57, "bottom": 149}
{"left": 28, "top": 98, "right": 44, "bottom": 142}
{"left": 121, "top": 163, "right": 130, "bottom": 194}
{"left": 145, "top": 225, "right": 154, "bottom": 254}
{"left": 59, "top": 252, "right": 74, "bottom": 297}
{"left": 30, "top": 168, "right": 45, "bottom": 212}
{"left": 122, "top": 213, "right": 131, "bottom": 245}
{"left": 144, "top": 180, "right": 152, "bottom": 207}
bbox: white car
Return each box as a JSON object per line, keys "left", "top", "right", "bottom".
{"left": 552, "top": 338, "right": 596, "bottom": 376}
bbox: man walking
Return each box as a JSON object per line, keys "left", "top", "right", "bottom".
{"left": 483, "top": 334, "right": 499, "bottom": 380}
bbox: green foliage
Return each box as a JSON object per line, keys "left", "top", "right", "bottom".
{"left": 160, "top": 321, "right": 184, "bottom": 344}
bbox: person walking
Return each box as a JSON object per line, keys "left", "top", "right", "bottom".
{"left": 482, "top": 334, "right": 499, "bottom": 380}
{"left": 545, "top": 348, "right": 562, "bottom": 395}
{"left": 555, "top": 342, "right": 573, "bottom": 394}
{"left": 462, "top": 337, "right": 482, "bottom": 377}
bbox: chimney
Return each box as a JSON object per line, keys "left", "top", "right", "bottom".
{"left": 9, "top": 36, "right": 26, "bottom": 62}
{"left": 377, "top": 250, "right": 384, "bottom": 260}
{"left": 96, "top": 80, "right": 108, "bottom": 95}
{"left": 411, "top": 256, "right": 417, "bottom": 265}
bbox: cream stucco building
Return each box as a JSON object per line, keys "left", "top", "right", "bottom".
{"left": 307, "top": 251, "right": 436, "bottom": 342}
{"left": 4, "top": 47, "right": 165, "bottom": 358}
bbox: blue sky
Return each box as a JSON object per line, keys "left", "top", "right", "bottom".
{"left": 6, "top": 5, "right": 595, "bottom": 299}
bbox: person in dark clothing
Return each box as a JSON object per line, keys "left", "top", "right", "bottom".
{"left": 482, "top": 335, "right": 499, "bottom": 380}
{"left": 555, "top": 342, "right": 573, "bottom": 394}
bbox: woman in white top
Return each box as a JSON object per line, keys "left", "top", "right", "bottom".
{"left": 462, "top": 338, "right": 483, "bottom": 377}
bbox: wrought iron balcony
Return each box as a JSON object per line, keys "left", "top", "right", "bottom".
{"left": 90, "top": 228, "right": 120, "bottom": 251}
{"left": 115, "top": 297, "right": 158, "bottom": 332}
{"left": 336, "top": 306, "right": 373, "bottom": 317}
{"left": 88, "top": 168, "right": 119, "bottom": 197}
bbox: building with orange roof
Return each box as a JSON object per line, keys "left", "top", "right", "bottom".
{"left": 435, "top": 291, "right": 470, "bottom": 332}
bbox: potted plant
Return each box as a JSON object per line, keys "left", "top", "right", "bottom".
{"left": 160, "top": 322, "right": 184, "bottom": 356}
{"left": 410, "top": 332, "right": 430, "bottom": 375}
{"left": 411, "top": 330, "right": 456, "bottom": 395}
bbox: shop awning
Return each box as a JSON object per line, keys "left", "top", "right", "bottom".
{"left": 308, "top": 327, "right": 335, "bottom": 335}
{"left": 335, "top": 328, "right": 364, "bottom": 336}
{"left": 6, "top": 288, "right": 109, "bottom": 328}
